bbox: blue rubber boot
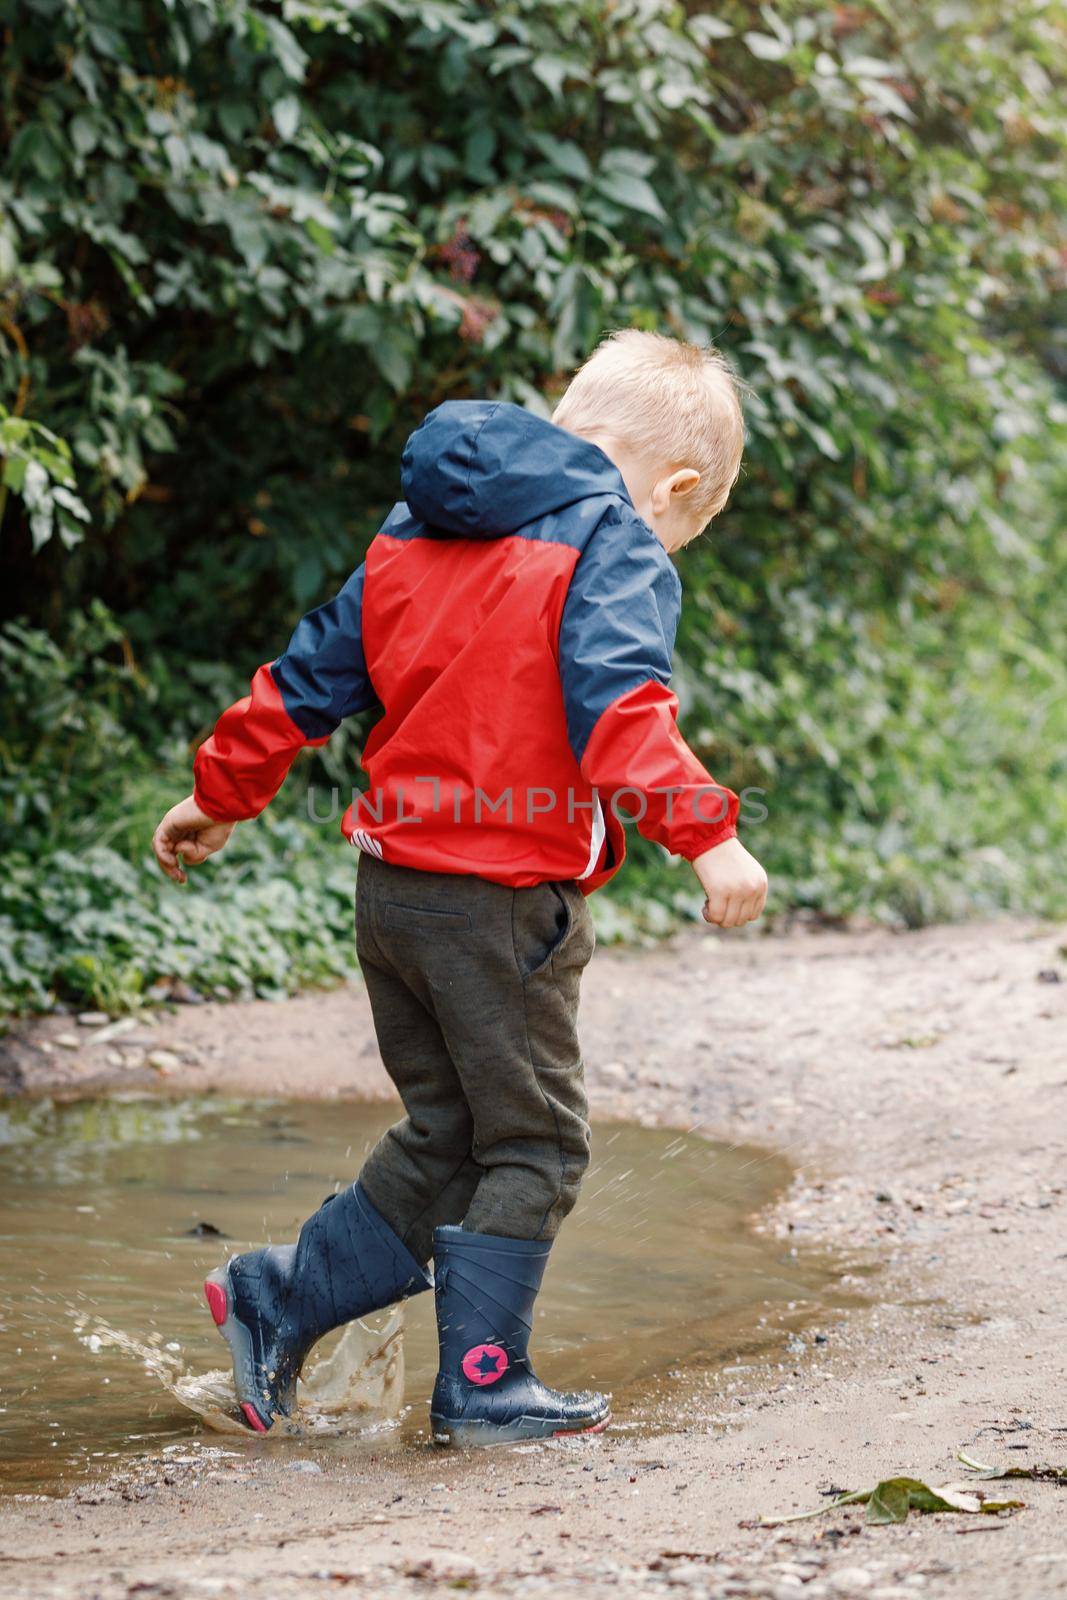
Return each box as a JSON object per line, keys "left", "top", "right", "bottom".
{"left": 429, "top": 1226, "right": 610, "bottom": 1447}
{"left": 204, "top": 1182, "right": 431, "bottom": 1432}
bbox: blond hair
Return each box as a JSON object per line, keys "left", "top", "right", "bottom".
{"left": 553, "top": 330, "right": 744, "bottom": 526}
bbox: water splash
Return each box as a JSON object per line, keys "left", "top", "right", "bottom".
{"left": 72, "top": 1308, "right": 406, "bottom": 1438}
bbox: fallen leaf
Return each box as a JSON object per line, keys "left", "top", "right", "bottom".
{"left": 760, "top": 1469, "right": 1025, "bottom": 1528}
{"left": 957, "top": 1449, "right": 1067, "bottom": 1483}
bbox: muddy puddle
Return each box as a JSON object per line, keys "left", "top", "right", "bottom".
{"left": 0, "top": 1097, "right": 866, "bottom": 1495}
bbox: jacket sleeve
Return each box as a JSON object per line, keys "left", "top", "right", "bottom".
{"left": 557, "top": 514, "right": 738, "bottom": 860}
{"left": 193, "top": 565, "right": 375, "bottom": 822}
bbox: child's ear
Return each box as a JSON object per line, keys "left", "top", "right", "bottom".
{"left": 670, "top": 468, "right": 701, "bottom": 501}
{"left": 651, "top": 467, "right": 701, "bottom": 516}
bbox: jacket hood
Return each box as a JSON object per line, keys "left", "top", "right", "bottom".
{"left": 400, "top": 400, "right": 630, "bottom": 538}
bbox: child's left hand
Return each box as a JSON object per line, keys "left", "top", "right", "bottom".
{"left": 152, "top": 794, "right": 235, "bottom": 883}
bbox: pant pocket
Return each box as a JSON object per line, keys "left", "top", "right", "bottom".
{"left": 515, "top": 882, "right": 573, "bottom": 980}
{"left": 384, "top": 902, "right": 472, "bottom": 933}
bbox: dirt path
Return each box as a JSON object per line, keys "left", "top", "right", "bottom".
{"left": 2, "top": 918, "right": 1066, "bottom": 1600}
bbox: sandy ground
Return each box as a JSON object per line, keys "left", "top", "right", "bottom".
{"left": 1, "top": 917, "right": 1066, "bottom": 1600}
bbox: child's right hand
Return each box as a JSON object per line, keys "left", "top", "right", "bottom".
{"left": 152, "top": 794, "right": 235, "bottom": 884}
{"left": 692, "top": 837, "right": 768, "bottom": 928}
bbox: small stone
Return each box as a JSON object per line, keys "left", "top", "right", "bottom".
{"left": 830, "top": 1569, "right": 873, "bottom": 1595}
{"left": 147, "top": 1049, "right": 182, "bottom": 1074}
{"left": 85, "top": 1016, "right": 139, "bottom": 1048}
{"left": 54, "top": 1033, "right": 80, "bottom": 1050}
{"left": 78, "top": 1011, "right": 111, "bottom": 1027}
{"left": 288, "top": 1460, "right": 322, "bottom": 1474}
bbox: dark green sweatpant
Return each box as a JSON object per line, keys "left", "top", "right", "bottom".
{"left": 354, "top": 855, "right": 595, "bottom": 1265}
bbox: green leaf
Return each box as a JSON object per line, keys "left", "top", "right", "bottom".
{"left": 304, "top": 217, "right": 335, "bottom": 255}
{"left": 843, "top": 56, "right": 897, "bottom": 78}
{"left": 904, "top": 1484, "right": 981, "bottom": 1516}
{"left": 865, "top": 1479, "right": 912, "bottom": 1524}
{"left": 371, "top": 339, "right": 411, "bottom": 394}
{"left": 800, "top": 418, "right": 842, "bottom": 460}
{"left": 744, "top": 32, "right": 791, "bottom": 61}
{"left": 217, "top": 98, "right": 253, "bottom": 143}
{"left": 531, "top": 56, "right": 573, "bottom": 98}
{"left": 2, "top": 457, "right": 28, "bottom": 492}
{"left": 50, "top": 486, "right": 90, "bottom": 521}
{"left": 597, "top": 171, "right": 666, "bottom": 222}
{"left": 760, "top": 1464, "right": 1032, "bottom": 1528}
{"left": 529, "top": 132, "right": 591, "bottom": 182}
{"left": 524, "top": 181, "right": 578, "bottom": 215}
{"left": 464, "top": 123, "right": 496, "bottom": 176}
{"left": 70, "top": 113, "right": 98, "bottom": 157}
{"left": 228, "top": 213, "right": 270, "bottom": 272}
{"left": 163, "top": 133, "right": 190, "bottom": 179}
{"left": 688, "top": 17, "right": 733, "bottom": 42}
{"left": 261, "top": 15, "right": 309, "bottom": 80}
{"left": 30, "top": 505, "right": 55, "bottom": 553}
{"left": 272, "top": 95, "right": 300, "bottom": 141}
{"left": 12, "top": 124, "right": 63, "bottom": 180}
{"left": 602, "top": 147, "right": 657, "bottom": 178}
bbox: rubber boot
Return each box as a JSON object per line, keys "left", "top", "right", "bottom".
{"left": 429, "top": 1226, "right": 610, "bottom": 1447}
{"left": 203, "top": 1182, "right": 431, "bottom": 1432}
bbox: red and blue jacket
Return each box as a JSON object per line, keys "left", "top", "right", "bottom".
{"left": 193, "top": 401, "right": 738, "bottom": 892}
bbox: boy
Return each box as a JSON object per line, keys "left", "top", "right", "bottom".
{"left": 152, "top": 331, "right": 768, "bottom": 1446}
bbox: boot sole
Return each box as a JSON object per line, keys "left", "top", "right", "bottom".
{"left": 203, "top": 1268, "right": 272, "bottom": 1434}
{"left": 430, "top": 1411, "right": 611, "bottom": 1448}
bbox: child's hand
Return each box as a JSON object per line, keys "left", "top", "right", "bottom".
{"left": 692, "top": 837, "right": 768, "bottom": 928}
{"left": 152, "top": 794, "right": 235, "bottom": 884}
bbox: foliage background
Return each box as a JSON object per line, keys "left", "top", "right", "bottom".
{"left": 2, "top": 0, "right": 1065, "bottom": 1011}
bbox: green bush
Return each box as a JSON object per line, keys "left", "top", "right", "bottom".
{"left": 0, "top": 609, "right": 358, "bottom": 1011}
{"left": 1, "top": 0, "right": 1065, "bottom": 1010}
{"left": 0, "top": 811, "right": 358, "bottom": 1015}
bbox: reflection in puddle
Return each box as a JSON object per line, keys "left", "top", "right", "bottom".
{"left": 0, "top": 1097, "right": 865, "bottom": 1494}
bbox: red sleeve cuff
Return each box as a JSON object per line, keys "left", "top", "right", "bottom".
{"left": 192, "top": 783, "right": 242, "bottom": 825}
{"left": 679, "top": 821, "right": 738, "bottom": 861}
{"left": 581, "top": 680, "right": 740, "bottom": 860}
